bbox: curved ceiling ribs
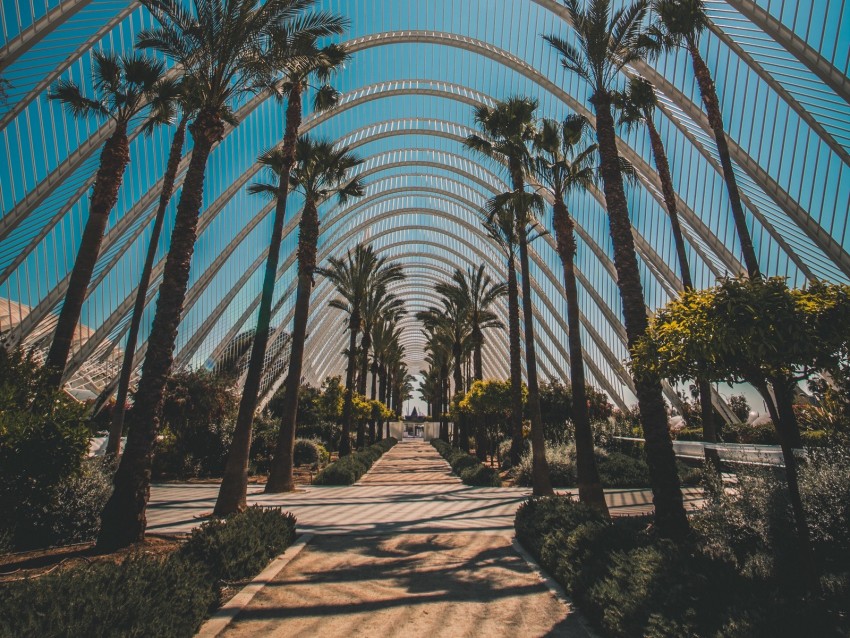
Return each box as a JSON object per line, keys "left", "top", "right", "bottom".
{"left": 1, "top": 0, "right": 846, "bottom": 411}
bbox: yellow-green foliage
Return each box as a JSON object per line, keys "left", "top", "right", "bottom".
{"left": 457, "top": 379, "right": 526, "bottom": 417}
{"left": 632, "top": 277, "right": 850, "bottom": 387}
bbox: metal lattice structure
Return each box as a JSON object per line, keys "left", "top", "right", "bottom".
{"left": 0, "top": 0, "right": 847, "bottom": 410}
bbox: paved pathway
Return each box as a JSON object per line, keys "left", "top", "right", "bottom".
{"left": 146, "top": 441, "right": 703, "bottom": 536}
{"left": 145, "top": 441, "right": 703, "bottom": 637}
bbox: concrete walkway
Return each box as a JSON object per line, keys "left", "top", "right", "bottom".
{"left": 146, "top": 442, "right": 703, "bottom": 536}
{"left": 145, "top": 441, "right": 702, "bottom": 637}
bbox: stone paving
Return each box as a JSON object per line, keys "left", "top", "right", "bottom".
{"left": 145, "top": 440, "right": 704, "bottom": 637}
{"left": 146, "top": 440, "right": 704, "bottom": 536}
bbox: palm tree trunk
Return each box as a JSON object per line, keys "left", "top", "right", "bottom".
{"left": 356, "top": 331, "right": 371, "bottom": 449}
{"left": 370, "top": 363, "right": 379, "bottom": 442}
{"left": 506, "top": 247, "right": 525, "bottom": 466}
{"left": 591, "top": 91, "right": 689, "bottom": 539}
{"left": 552, "top": 196, "right": 607, "bottom": 514}
{"left": 45, "top": 122, "right": 131, "bottom": 387}
{"left": 97, "top": 109, "right": 224, "bottom": 550}
{"left": 265, "top": 198, "right": 318, "bottom": 493}
{"left": 645, "top": 116, "right": 718, "bottom": 469}
{"left": 645, "top": 118, "right": 691, "bottom": 289}
{"left": 379, "top": 364, "right": 388, "bottom": 438}
{"left": 753, "top": 377, "right": 816, "bottom": 587}
{"left": 517, "top": 222, "right": 553, "bottom": 497}
{"left": 339, "top": 312, "right": 360, "bottom": 456}
{"left": 217, "top": 87, "right": 303, "bottom": 509}
{"left": 472, "top": 327, "right": 484, "bottom": 381}
{"left": 687, "top": 40, "right": 760, "bottom": 279}
{"left": 107, "top": 116, "right": 188, "bottom": 457}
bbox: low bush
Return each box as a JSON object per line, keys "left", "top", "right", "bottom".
{"left": 459, "top": 464, "right": 501, "bottom": 487}
{"left": 515, "top": 443, "right": 700, "bottom": 489}
{"left": 180, "top": 506, "right": 296, "bottom": 582}
{"left": 515, "top": 447, "right": 850, "bottom": 637}
{"left": 0, "top": 506, "right": 299, "bottom": 637}
{"left": 312, "top": 438, "right": 397, "bottom": 485}
{"left": 0, "top": 554, "right": 216, "bottom": 638}
{"left": 293, "top": 438, "right": 330, "bottom": 467}
{"left": 431, "top": 439, "right": 503, "bottom": 487}
{"left": 0, "top": 348, "right": 95, "bottom": 550}
{"left": 38, "top": 457, "right": 113, "bottom": 547}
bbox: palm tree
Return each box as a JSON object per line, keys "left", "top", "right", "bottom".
{"left": 317, "top": 244, "right": 405, "bottom": 456}
{"left": 615, "top": 77, "right": 718, "bottom": 460}
{"left": 646, "top": 0, "right": 759, "bottom": 278}
{"left": 44, "top": 51, "right": 174, "bottom": 388}
{"left": 373, "top": 319, "right": 403, "bottom": 437}
{"left": 417, "top": 300, "right": 471, "bottom": 447}
{"left": 466, "top": 97, "right": 553, "bottom": 496}
{"left": 213, "top": 14, "right": 348, "bottom": 513}
{"left": 357, "top": 287, "right": 404, "bottom": 446}
{"left": 423, "top": 327, "right": 454, "bottom": 441}
{"left": 98, "top": 0, "right": 302, "bottom": 550}
{"left": 436, "top": 266, "right": 506, "bottom": 382}
{"left": 261, "top": 137, "right": 365, "bottom": 493}
{"left": 107, "top": 80, "right": 200, "bottom": 458}
{"left": 480, "top": 200, "right": 525, "bottom": 467}
{"left": 533, "top": 115, "right": 609, "bottom": 515}
{"left": 545, "top": 0, "right": 689, "bottom": 538}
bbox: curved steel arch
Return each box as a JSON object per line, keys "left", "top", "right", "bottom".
{"left": 720, "top": 0, "right": 850, "bottom": 105}
{"left": 274, "top": 208, "right": 632, "bottom": 404}
{"left": 7, "top": 58, "right": 759, "bottom": 353}
{"left": 345, "top": 30, "right": 834, "bottom": 278}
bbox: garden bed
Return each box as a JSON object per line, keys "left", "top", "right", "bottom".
{"left": 312, "top": 438, "right": 397, "bottom": 485}
{"left": 0, "top": 506, "right": 297, "bottom": 637}
{"left": 514, "top": 448, "right": 850, "bottom": 637}
{"left": 431, "top": 439, "right": 502, "bottom": 486}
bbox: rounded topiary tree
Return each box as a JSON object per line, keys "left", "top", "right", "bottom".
{"left": 633, "top": 276, "right": 850, "bottom": 582}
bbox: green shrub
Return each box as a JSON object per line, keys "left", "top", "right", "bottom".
{"left": 0, "top": 554, "right": 217, "bottom": 638}
{"left": 312, "top": 439, "right": 397, "bottom": 485}
{"left": 459, "top": 464, "right": 502, "bottom": 486}
{"left": 180, "top": 506, "right": 296, "bottom": 582}
{"left": 723, "top": 421, "right": 778, "bottom": 444}
{"left": 596, "top": 451, "right": 650, "bottom": 488}
{"left": 0, "top": 348, "right": 91, "bottom": 550}
{"left": 430, "top": 439, "right": 502, "bottom": 486}
{"left": 40, "top": 457, "right": 113, "bottom": 546}
{"left": 515, "top": 450, "right": 850, "bottom": 637}
{"left": 672, "top": 426, "right": 704, "bottom": 441}
{"left": 293, "top": 438, "right": 329, "bottom": 467}
{"left": 800, "top": 429, "right": 830, "bottom": 447}
{"left": 151, "top": 369, "right": 238, "bottom": 480}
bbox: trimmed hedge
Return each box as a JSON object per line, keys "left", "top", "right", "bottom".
{"left": 312, "top": 438, "right": 397, "bottom": 485}
{"left": 431, "top": 439, "right": 502, "bottom": 487}
{"left": 180, "top": 506, "right": 296, "bottom": 581}
{"left": 0, "top": 506, "right": 297, "bottom": 637}
{"left": 516, "top": 485, "right": 850, "bottom": 637}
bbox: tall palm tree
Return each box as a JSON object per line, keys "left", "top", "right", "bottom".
{"left": 98, "top": 0, "right": 302, "bottom": 550}
{"left": 647, "top": 0, "right": 759, "bottom": 278}
{"left": 545, "top": 0, "right": 689, "bottom": 538}
{"left": 44, "top": 51, "right": 175, "bottom": 388}
{"left": 436, "top": 266, "right": 506, "bottom": 381}
{"left": 480, "top": 200, "right": 525, "bottom": 466}
{"left": 212, "top": 14, "right": 349, "bottom": 513}
{"left": 262, "top": 137, "right": 365, "bottom": 492}
{"left": 533, "top": 115, "right": 609, "bottom": 516}
{"left": 615, "top": 76, "right": 718, "bottom": 459}
{"left": 423, "top": 326, "right": 454, "bottom": 441}
{"left": 356, "top": 287, "right": 404, "bottom": 448}
{"left": 417, "top": 300, "right": 471, "bottom": 447}
{"left": 373, "top": 319, "right": 403, "bottom": 437}
{"left": 466, "top": 97, "right": 553, "bottom": 496}
{"left": 317, "top": 244, "right": 404, "bottom": 455}
{"left": 107, "top": 80, "right": 200, "bottom": 458}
